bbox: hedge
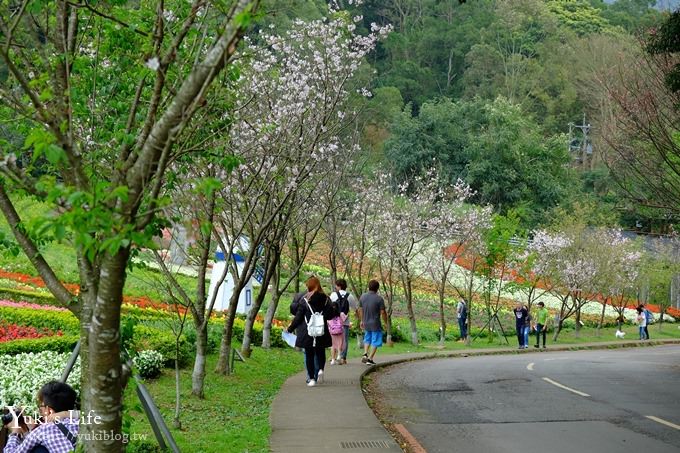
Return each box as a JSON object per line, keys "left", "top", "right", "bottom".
{"left": 0, "top": 287, "right": 57, "bottom": 306}
{"left": 130, "top": 325, "right": 192, "bottom": 368}
{"left": 0, "top": 306, "right": 79, "bottom": 333}
{"left": 0, "top": 335, "right": 79, "bottom": 355}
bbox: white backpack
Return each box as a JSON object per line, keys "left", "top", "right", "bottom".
{"left": 305, "top": 297, "right": 325, "bottom": 346}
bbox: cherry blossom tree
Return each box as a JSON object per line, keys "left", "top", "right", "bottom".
{"left": 208, "top": 15, "right": 390, "bottom": 372}
{"left": 374, "top": 169, "right": 446, "bottom": 345}
{"left": 514, "top": 230, "right": 570, "bottom": 312}
{"left": 594, "top": 232, "right": 641, "bottom": 334}
{"left": 422, "top": 181, "right": 475, "bottom": 344}
{"left": 447, "top": 206, "right": 493, "bottom": 345}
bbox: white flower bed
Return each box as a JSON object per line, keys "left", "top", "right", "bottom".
{"left": 0, "top": 351, "right": 80, "bottom": 410}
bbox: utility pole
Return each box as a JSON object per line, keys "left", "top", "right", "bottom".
{"left": 567, "top": 113, "right": 592, "bottom": 170}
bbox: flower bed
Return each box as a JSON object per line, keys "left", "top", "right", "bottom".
{"left": 0, "top": 300, "right": 68, "bottom": 311}
{"left": 0, "top": 351, "right": 80, "bottom": 410}
{"left": 0, "top": 322, "right": 62, "bottom": 342}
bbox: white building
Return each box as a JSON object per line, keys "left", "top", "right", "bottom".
{"left": 207, "top": 249, "right": 254, "bottom": 314}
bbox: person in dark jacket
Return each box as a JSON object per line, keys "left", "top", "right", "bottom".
{"left": 290, "top": 291, "right": 318, "bottom": 382}
{"left": 287, "top": 276, "right": 335, "bottom": 387}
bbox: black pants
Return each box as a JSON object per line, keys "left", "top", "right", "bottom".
{"left": 644, "top": 326, "right": 650, "bottom": 340}
{"left": 304, "top": 346, "right": 326, "bottom": 381}
{"left": 535, "top": 324, "right": 546, "bottom": 347}
{"left": 516, "top": 324, "right": 524, "bottom": 346}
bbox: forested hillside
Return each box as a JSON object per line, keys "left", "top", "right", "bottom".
{"left": 336, "top": 0, "right": 674, "bottom": 230}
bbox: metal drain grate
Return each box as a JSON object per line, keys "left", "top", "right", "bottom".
{"left": 340, "top": 440, "right": 392, "bottom": 449}
{"left": 322, "top": 379, "right": 360, "bottom": 385}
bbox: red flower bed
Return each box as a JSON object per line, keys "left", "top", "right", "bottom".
{"left": 0, "top": 322, "right": 62, "bottom": 342}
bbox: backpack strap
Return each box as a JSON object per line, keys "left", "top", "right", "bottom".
{"left": 55, "top": 422, "right": 77, "bottom": 448}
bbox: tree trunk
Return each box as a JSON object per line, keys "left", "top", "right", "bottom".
{"left": 261, "top": 291, "right": 280, "bottom": 349}
{"left": 77, "top": 291, "right": 93, "bottom": 446}
{"left": 173, "top": 358, "right": 182, "bottom": 429}
{"left": 575, "top": 305, "right": 582, "bottom": 338}
{"left": 191, "top": 327, "right": 208, "bottom": 398}
{"left": 553, "top": 319, "right": 564, "bottom": 342}
{"left": 404, "top": 277, "right": 418, "bottom": 345}
{"left": 597, "top": 300, "right": 607, "bottom": 336}
{"left": 216, "top": 287, "right": 242, "bottom": 375}
{"left": 87, "top": 251, "right": 129, "bottom": 452}
{"left": 242, "top": 252, "right": 278, "bottom": 357}
{"left": 438, "top": 288, "right": 446, "bottom": 345}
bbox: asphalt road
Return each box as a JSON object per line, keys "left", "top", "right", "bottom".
{"left": 373, "top": 345, "right": 680, "bottom": 453}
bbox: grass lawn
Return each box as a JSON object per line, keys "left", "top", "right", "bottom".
{"left": 125, "top": 348, "right": 300, "bottom": 453}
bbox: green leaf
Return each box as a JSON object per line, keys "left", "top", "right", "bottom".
{"left": 45, "top": 144, "right": 65, "bottom": 164}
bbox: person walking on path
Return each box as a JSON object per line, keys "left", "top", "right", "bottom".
{"left": 358, "top": 279, "right": 388, "bottom": 366}
{"left": 330, "top": 278, "right": 358, "bottom": 365}
{"left": 534, "top": 301, "right": 548, "bottom": 348}
{"left": 513, "top": 302, "right": 528, "bottom": 349}
{"left": 290, "top": 291, "right": 318, "bottom": 383}
{"left": 636, "top": 306, "right": 648, "bottom": 340}
{"left": 456, "top": 299, "right": 468, "bottom": 341}
{"left": 287, "top": 277, "right": 334, "bottom": 387}
{"left": 328, "top": 300, "right": 347, "bottom": 365}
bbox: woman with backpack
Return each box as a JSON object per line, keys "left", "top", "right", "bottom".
{"left": 328, "top": 301, "right": 347, "bottom": 365}
{"left": 287, "top": 276, "right": 334, "bottom": 387}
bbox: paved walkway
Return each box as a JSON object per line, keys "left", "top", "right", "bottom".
{"left": 268, "top": 338, "right": 680, "bottom": 453}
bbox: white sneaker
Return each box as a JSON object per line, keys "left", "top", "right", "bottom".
{"left": 317, "top": 369, "right": 324, "bottom": 384}
{"left": 330, "top": 359, "right": 336, "bottom": 365}
{"left": 307, "top": 379, "right": 316, "bottom": 387}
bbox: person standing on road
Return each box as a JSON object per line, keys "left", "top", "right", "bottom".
{"left": 523, "top": 304, "right": 532, "bottom": 348}
{"left": 641, "top": 303, "right": 653, "bottom": 340}
{"left": 636, "top": 306, "right": 648, "bottom": 340}
{"left": 513, "top": 302, "right": 528, "bottom": 349}
{"left": 534, "top": 301, "right": 548, "bottom": 348}
{"left": 287, "top": 277, "right": 334, "bottom": 387}
{"left": 330, "top": 278, "right": 358, "bottom": 365}
{"left": 359, "top": 279, "right": 388, "bottom": 366}
{"left": 456, "top": 299, "right": 468, "bottom": 342}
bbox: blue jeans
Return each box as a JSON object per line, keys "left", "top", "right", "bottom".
{"left": 639, "top": 326, "right": 647, "bottom": 340}
{"left": 458, "top": 317, "right": 467, "bottom": 339}
{"left": 523, "top": 326, "right": 530, "bottom": 346}
{"left": 341, "top": 325, "right": 350, "bottom": 360}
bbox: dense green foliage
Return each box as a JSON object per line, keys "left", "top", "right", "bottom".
{"left": 349, "top": 0, "right": 671, "bottom": 228}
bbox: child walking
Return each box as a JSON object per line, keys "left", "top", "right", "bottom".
{"left": 328, "top": 302, "right": 347, "bottom": 365}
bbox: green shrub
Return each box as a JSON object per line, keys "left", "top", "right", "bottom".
{"left": 130, "top": 325, "right": 191, "bottom": 368}
{"left": 133, "top": 350, "right": 164, "bottom": 379}
{"left": 0, "top": 335, "right": 79, "bottom": 355}
{"left": 0, "top": 306, "right": 79, "bottom": 333}
{"left": 0, "top": 288, "right": 57, "bottom": 306}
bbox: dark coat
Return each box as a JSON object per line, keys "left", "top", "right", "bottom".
{"left": 289, "top": 292, "right": 307, "bottom": 339}
{"left": 287, "top": 291, "right": 334, "bottom": 349}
